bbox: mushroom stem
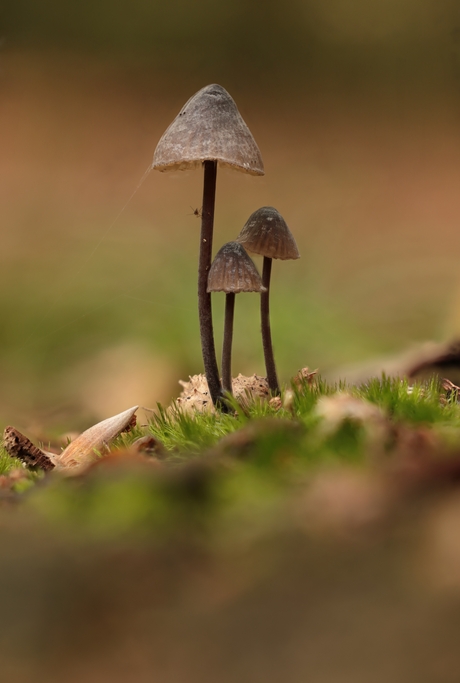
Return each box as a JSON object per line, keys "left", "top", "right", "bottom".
{"left": 261, "top": 256, "right": 280, "bottom": 395}
{"left": 199, "top": 160, "right": 226, "bottom": 410}
{"left": 222, "top": 292, "right": 235, "bottom": 395}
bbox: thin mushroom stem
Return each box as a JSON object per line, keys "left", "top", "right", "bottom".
{"left": 199, "top": 160, "right": 227, "bottom": 410}
{"left": 222, "top": 292, "right": 235, "bottom": 395}
{"left": 261, "top": 256, "right": 280, "bottom": 395}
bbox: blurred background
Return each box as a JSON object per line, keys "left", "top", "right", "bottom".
{"left": 2, "top": 0, "right": 460, "bottom": 431}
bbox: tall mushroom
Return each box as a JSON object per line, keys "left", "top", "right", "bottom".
{"left": 207, "top": 241, "right": 265, "bottom": 396}
{"left": 236, "top": 206, "right": 300, "bottom": 395}
{"left": 152, "top": 85, "right": 264, "bottom": 409}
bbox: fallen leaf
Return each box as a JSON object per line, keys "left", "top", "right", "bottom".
{"left": 58, "top": 405, "right": 139, "bottom": 470}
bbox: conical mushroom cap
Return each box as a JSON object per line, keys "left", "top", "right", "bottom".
{"left": 152, "top": 84, "right": 264, "bottom": 175}
{"left": 207, "top": 242, "right": 266, "bottom": 294}
{"left": 237, "top": 206, "right": 300, "bottom": 260}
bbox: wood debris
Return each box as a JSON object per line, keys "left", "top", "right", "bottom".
{"left": 3, "top": 426, "right": 55, "bottom": 471}
{"left": 3, "top": 406, "right": 139, "bottom": 474}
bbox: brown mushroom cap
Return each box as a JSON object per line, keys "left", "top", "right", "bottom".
{"left": 207, "top": 242, "right": 266, "bottom": 294}
{"left": 152, "top": 84, "right": 264, "bottom": 175}
{"left": 237, "top": 206, "right": 300, "bottom": 260}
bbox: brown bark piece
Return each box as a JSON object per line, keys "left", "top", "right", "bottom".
{"left": 3, "top": 426, "right": 55, "bottom": 472}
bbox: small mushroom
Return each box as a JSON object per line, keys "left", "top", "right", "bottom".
{"left": 152, "top": 84, "right": 264, "bottom": 410}
{"left": 207, "top": 241, "right": 265, "bottom": 396}
{"left": 237, "top": 206, "right": 300, "bottom": 395}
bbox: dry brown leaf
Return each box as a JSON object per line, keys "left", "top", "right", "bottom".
{"left": 57, "top": 405, "right": 139, "bottom": 471}
{"left": 3, "top": 406, "right": 139, "bottom": 474}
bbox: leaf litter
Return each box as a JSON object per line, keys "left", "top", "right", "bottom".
{"left": 3, "top": 368, "right": 460, "bottom": 543}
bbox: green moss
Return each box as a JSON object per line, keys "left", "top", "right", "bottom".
{"left": 0, "top": 447, "right": 23, "bottom": 475}
{"left": 359, "top": 375, "right": 460, "bottom": 425}
{"left": 5, "top": 376, "right": 460, "bottom": 542}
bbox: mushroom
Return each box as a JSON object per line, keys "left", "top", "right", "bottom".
{"left": 152, "top": 84, "right": 264, "bottom": 410}
{"left": 207, "top": 241, "right": 265, "bottom": 396}
{"left": 236, "top": 206, "right": 300, "bottom": 395}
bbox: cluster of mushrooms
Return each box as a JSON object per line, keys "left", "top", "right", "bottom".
{"left": 152, "top": 85, "right": 299, "bottom": 411}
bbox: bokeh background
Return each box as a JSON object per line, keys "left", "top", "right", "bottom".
{"left": 2, "top": 0, "right": 460, "bottom": 431}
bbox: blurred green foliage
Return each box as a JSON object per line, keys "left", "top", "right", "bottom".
{"left": 0, "top": 374, "right": 457, "bottom": 539}
{"left": 2, "top": 377, "right": 460, "bottom": 681}
{"left": 2, "top": 0, "right": 460, "bottom": 429}
{"left": 3, "top": 0, "right": 460, "bottom": 90}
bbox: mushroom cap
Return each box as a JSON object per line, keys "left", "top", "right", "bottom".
{"left": 152, "top": 84, "right": 264, "bottom": 176}
{"left": 236, "top": 206, "right": 300, "bottom": 260}
{"left": 207, "top": 242, "right": 266, "bottom": 294}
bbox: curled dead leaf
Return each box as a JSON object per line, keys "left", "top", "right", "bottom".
{"left": 57, "top": 405, "right": 139, "bottom": 471}
{"left": 3, "top": 406, "right": 139, "bottom": 474}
